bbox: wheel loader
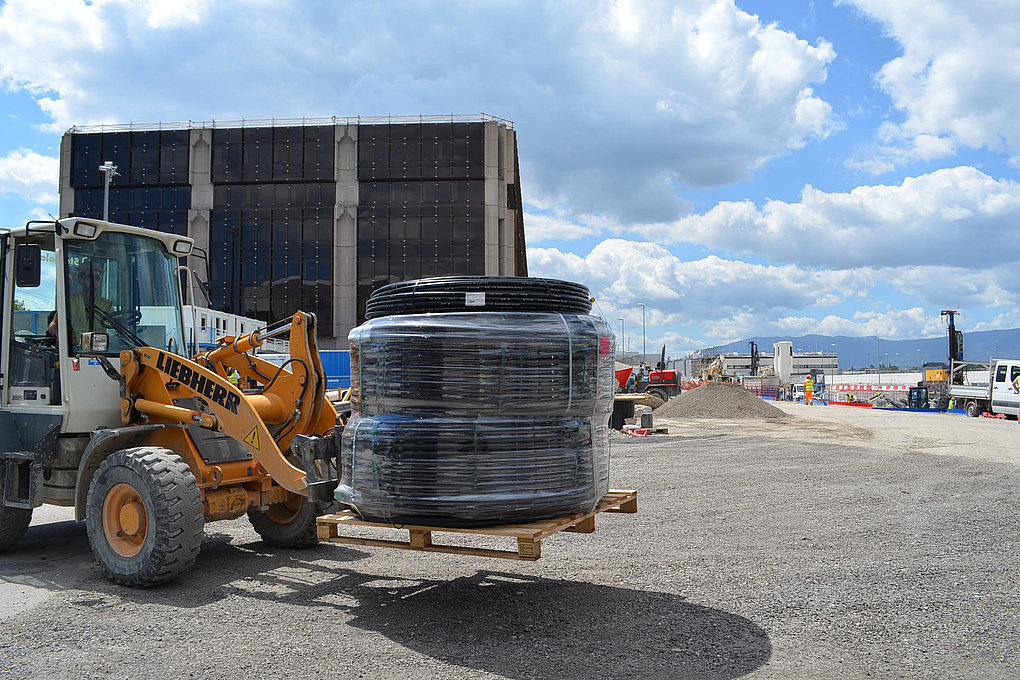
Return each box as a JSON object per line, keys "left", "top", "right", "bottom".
{"left": 0, "top": 218, "right": 341, "bottom": 585}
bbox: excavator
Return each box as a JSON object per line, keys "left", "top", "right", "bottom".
{"left": 0, "top": 218, "right": 341, "bottom": 585}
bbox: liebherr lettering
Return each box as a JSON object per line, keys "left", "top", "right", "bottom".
{"left": 155, "top": 351, "right": 241, "bottom": 415}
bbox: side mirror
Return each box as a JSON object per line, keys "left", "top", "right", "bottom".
{"left": 80, "top": 332, "right": 109, "bottom": 354}
{"left": 15, "top": 244, "right": 41, "bottom": 287}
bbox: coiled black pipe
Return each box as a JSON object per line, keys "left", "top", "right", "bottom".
{"left": 337, "top": 276, "right": 614, "bottom": 527}
{"left": 365, "top": 276, "right": 593, "bottom": 319}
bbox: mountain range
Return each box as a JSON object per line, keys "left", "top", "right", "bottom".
{"left": 705, "top": 328, "right": 1020, "bottom": 370}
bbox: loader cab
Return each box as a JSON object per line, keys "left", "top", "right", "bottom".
{"left": 1, "top": 218, "right": 192, "bottom": 436}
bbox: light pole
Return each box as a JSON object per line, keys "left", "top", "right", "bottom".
{"left": 637, "top": 303, "right": 646, "bottom": 363}
{"left": 830, "top": 343, "right": 836, "bottom": 391}
{"left": 99, "top": 161, "right": 119, "bottom": 221}
{"left": 617, "top": 317, "right": 625, "bottom": 360}
{"left": 916, "top": 348, "right": 922, "bottom": 370}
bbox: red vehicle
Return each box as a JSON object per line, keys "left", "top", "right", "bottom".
{"left": 640, "top": 368, "right": 682, "bottom": 402}
{"left": 620, "top": 347, "right": 683, "bottom": 402}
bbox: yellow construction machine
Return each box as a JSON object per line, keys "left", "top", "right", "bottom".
{"left": 0, "top": 218, "right": 341, "bottom": 585}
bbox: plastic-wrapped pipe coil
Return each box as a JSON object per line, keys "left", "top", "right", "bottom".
{"left": 336, "top": 278, "right": 614, "bottom": 528}
{"left": 364, "top": 276, "right": 593, "bottom": 319}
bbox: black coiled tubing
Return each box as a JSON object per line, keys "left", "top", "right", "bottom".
{"left": 336, "top": 276, "right": 614, "bottom": 528}
{"left": 365, "top": 276, "right": 593, "bottom": 319}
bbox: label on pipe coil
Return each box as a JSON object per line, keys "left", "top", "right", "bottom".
{"left": 465, "top": 292, "right": 486, "bottom": 306}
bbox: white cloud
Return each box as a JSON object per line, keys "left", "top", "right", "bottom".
{"left": 705, "top": 307, "right": 945, "bottom": 343}
{"left": 527, "top": 239, "right": 870, "bottom": 332}
{"left": 523, "top": 212, "right": 599, "bottom": 242}
{"left": 844, "top": 0, "right": 1020, "bottom": 165}
{"left": 649, "top": 166, "right": 1020, "bottom": 268}
{"left": 0, "top": 149, "right": 59, "bottom": 205}
{"left": 0, "top": 0, "right": 835, "bottom": 226}
{"left": 972, "top": 310, "right": 1020, "bottom": 332}
{"left": 881, "top": 264, "right": 1020, "bottom": 308}
{"left": 143, "top": 0, "right": 205, "bottom": 29}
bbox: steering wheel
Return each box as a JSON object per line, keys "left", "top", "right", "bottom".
{"left": 14, "top": 329, "right": 56, "bottom": 347}
{"left": 107, "top": 309, "right": 142, "bottom": 326}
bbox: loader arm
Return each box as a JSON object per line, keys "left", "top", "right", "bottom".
{"left": 119, "top": 312, "right": 339, "bottom": 496}
{"left": 200, "top": 312, "right": 336, "bottom": 453}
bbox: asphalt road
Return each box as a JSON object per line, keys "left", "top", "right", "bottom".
{"left": 2, "top": 405, "right": 1018, "bottom": 679}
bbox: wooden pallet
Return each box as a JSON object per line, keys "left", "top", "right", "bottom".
{"left": 316, "top": 489, "right": 638, "bottom": 561}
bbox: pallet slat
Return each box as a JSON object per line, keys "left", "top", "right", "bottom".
{"left": 316, "top": 489, "right": 637, "bottom": 561}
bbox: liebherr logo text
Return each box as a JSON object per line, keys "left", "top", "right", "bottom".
{"left": 155, "top": 352, "right": 241, "bottom": 415}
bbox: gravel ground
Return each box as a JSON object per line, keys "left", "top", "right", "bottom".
{"left": 2, "top": 402, "right": 1019, "bottom": 679}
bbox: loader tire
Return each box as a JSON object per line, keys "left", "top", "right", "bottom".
{"left": 248, "top": 493, "right": 331, "bottom": 549}
{"left": 86, "top": 447, "right": 204, "bottom": 587}
{"left": 0, "top": 504, "right": 32, "bottom": 552}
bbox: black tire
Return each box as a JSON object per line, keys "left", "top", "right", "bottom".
{"left": 0, "top": 502, "right": 32, "bottom": 552}
{"left": 248, "top": 493, "right": 331, "bottom": 548}
{"left": 966, "top": 401, "right": 980, "bottom": 418}
{"left": 85, "top": 447, "right": 204, "bottom": 587}
{"left": 646, "top": 388, "right": 669, "bottom": 404}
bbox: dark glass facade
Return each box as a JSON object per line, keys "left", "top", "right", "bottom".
{"left": 62, "top": 117, "right": 525, "bottom": 341}
{"left": 209, "top": 125, "right": 335, "bottom": 330}
{"left": 355, "top": 123, "right": 486, "bottom": 320}
{"left": 70, "top": 130, "right": 191, "bottom": 235}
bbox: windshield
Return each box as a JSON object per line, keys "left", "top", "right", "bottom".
{"left": 64, "top": 230, "right": 185, "bottom": 356}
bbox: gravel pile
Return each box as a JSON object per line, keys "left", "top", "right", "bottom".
{"left": 657, "top": 381, "right": 788, "bottom": 420}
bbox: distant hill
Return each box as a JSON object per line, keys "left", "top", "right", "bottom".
{"left": 706, "top": 329, "right": 1020, "bottom": 369}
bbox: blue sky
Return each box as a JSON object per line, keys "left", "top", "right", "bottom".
{"left": 1, "top": 0, "right": 1018, "bottom": 356}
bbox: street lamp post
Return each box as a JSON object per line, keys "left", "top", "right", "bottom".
{"left": 830, "top": 343, "right": 836, "bottom": 393}
{"left": 637, "top": 303, "right": 646, "bottom": 364}
{"left": 99, "top": 161, "right": 120, "bottom": 221}
{"left": 617, "top": 317, "right": 625, "bottom": 360}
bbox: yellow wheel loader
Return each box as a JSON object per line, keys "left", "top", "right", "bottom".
{"left": 0, "top": 218, "right": 340, "bottom": 585}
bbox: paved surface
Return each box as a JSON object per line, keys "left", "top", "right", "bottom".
{"left": 2, "top": 404, "right": 1019, "bottom": 678}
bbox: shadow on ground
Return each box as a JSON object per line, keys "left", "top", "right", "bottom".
{"left": 0, "top": 519, "right": 93, "bottom": 592}
{"left": 336, "top": 570, "right": 772, "bottom": 679}
{"left": 65, "top": 532, "right": 771, "bottom": 679}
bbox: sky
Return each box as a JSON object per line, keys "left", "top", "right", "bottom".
{"left": 0, "top": 0, "right": 1018, "bottom": 356}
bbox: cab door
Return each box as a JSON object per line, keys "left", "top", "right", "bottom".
{"left": 990, "top": 362, "right": 1019, "bottom": 416}
{"left": 1, "top": 229, "right": 66, "bottom": 454}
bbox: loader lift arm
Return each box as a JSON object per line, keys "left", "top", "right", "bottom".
{"left": 119, "top": 312, "right": 339, "bottom": 497}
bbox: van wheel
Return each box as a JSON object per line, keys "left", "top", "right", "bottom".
{"left": 86, "top": 447, "right": 204, "bottom": 587}
{"left": 966, "top": 401, "right": 980, "bottom": 418}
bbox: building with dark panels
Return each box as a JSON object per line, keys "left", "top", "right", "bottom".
{"left": 59, "top": 115, "right": 527, "bottom": 348}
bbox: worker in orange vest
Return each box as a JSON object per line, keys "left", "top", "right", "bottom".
{"left": 804, "top": 375, "right": 814, "bottom": 405}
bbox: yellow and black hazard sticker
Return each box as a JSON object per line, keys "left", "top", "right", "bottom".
{"left": 243, "top": 426, "right": 261, "bottom": 451}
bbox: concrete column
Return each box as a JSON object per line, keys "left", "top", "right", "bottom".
{"left": 332, "top": 124, "right": 359, "bottom": 346}
{"left": 58, "top": 134, "right": 74, "bottom": 217}
{"left": 187, "top": 128, "right": 213, "bottom": 307}
{"left": 483, "top": 122, "right": 501, "bottom": 274}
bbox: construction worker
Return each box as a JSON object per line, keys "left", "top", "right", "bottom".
{"left": 1013, "top": 372, "right": 1020, "bottom": 422}
{"left": 228, "top": 368, "right": 241, "bottom": 388}
{"left": 804, "top": 374, "right": 814, "bottom": 405}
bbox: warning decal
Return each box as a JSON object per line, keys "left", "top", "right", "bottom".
{"left": 243, "top": 426, "right": 261, "bottom": 451}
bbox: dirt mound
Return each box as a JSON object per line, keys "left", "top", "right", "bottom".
{"left": 657, "top": 382, "right": 788, "bottom": 420}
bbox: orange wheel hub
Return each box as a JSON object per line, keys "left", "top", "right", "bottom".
{"left": 102, "top": 483, "right": 148, "bottom": 557}
{"left": 264, "top": 494, "right": 302, "bottom": 524}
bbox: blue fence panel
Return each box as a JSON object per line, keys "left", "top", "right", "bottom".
{"left": 319, "top": 350, "right": 352, "bottom": 389}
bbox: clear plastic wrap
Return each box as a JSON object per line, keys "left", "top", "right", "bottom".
{"left": 336, "top": 311, "right": 615, "bottom": 527}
